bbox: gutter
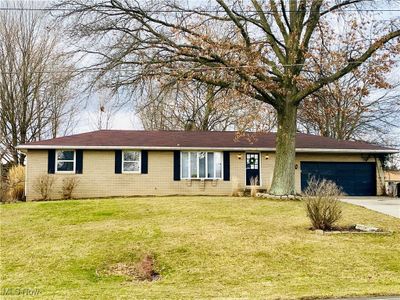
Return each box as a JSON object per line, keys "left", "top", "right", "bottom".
{"left": 16, "top": 145, "right": 399, "bottom": 154}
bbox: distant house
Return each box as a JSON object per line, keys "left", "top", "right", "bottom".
{"left": 18, "top": 130, "right": 398, "bottom": 200}
{"left": 384, "top": 171, "right": 400, "bottom": 197}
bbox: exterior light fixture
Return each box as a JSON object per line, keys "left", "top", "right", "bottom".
{"left": 265, "top": 155, "right": 269, "bottom": 160}
{"left": 237, "top": 154, "right": 242, "bottom": 160}
{"left": 361, "top": 154, "right": 370, "bottom": 161}
{"left": 295, "top": 164, "right": 299, "bottom": 169}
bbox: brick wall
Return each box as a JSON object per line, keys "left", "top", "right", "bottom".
{"left": 25, "top": 150, "right": 384, "bottom": 200}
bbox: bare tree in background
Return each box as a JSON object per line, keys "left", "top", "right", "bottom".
{"left": 0, "top": 1, "right": 78, "bottom": 165}
{"left": 298, "top": 27, "right": 400, "bottom": 142}
{"left": 87, "top": 88, "right": 130, "bottom": 130}
{"left": 299, "top": 85, "right": 400, "bottom": 142}
{"left": 138, "top": 80, "right": 276, "bottom": 131}
{"left": 56, "top": 0, "right": 400, "bottom": 195}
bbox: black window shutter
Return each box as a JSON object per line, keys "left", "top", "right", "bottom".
{"left": 173, "top": 150, "right": 180, "bottom": 181}
{"left": 48, "top": 149, "right": 55, "bottom": 174}
{"left": 75, "top": 150, "right": 83, "bottom": 174}
{"left": 115, "top": 150, "right": 122, "bottom": 174}
{"left": 141, "top": 150, "right": 148, "bottom": 174}
{"left": 223, "top": 151, "right": 230, "bottom": 181}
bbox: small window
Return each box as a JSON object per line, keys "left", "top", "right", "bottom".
{"left": 122, "top": 150, "right": 141, "bottom": 173}
{"left": 56, "top": 150, "right": 75, "bottom": 173}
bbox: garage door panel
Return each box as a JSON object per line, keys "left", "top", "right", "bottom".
{"left": 301, "top": 162, "right": 376, "bottom": 196}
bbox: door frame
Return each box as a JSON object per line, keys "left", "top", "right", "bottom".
{"left": 245, "top": 152, "right": 262, "bottom": 187}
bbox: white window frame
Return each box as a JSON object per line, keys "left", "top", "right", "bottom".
{"left": 181, "top": 151, "right": 223, "bottom": 180}
{"left": 122, "top": 150, "right": 141, "bottom": 174}
{"left": 55, "top": 150, "right": 76, "bottom": 174}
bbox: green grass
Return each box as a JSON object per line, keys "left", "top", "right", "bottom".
{"left": 1, "top": 196, "right": 400, "bottom": 299}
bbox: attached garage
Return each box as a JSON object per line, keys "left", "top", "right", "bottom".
{"left": 301, "top": 162, "right": 377, "bottom": 196}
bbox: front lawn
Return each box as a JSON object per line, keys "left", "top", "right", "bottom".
{"left": 1, "top": 197, "right": 399, "bottom": 299}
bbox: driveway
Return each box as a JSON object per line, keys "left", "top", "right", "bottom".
{"left": 341, "top": 197, "right": 400, "bottom": 218}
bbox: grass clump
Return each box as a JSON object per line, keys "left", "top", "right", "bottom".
{"left": 6, "top": 165, "right": 25, "bottom": 201}
{"left": 249, "top": 176, "right": 259, "bottom": 198}
{"left": 231, "top": 176, "right": 242, "bottom": 197}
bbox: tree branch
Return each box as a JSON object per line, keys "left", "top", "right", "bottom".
{"left": 295, "top": 29, "right": 400, "bottom": 103}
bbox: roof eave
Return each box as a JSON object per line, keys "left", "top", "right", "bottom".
{"left": 16, "top": 144, "right": 399, "bottom": 154}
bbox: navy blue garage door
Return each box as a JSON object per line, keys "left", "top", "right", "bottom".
{"left": 301, "top": 162, "right": 376, "bottom": 196}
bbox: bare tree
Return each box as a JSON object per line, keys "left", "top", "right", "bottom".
{"left": 299, "top": 86, "right": 400, "bottom": 142}
{"left": 56, "top": 0, "right": 400, "bottom": 195}
{"left": 298, "top": 30, "right": 400, "bottom": 142}
{"left": 0, "top": 1, "right": 78, "bottom": 164}
{"left": 138, "top": 80, "right": 276, "bottom": 131}
{"left": 87, "top": 88, "right": 130, "bottom": 130}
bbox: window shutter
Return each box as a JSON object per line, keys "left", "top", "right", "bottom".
{"left": 75, "top": 150, "right": 83, "bottom": 174}
{"left": 173, "top": 150, "right": 180, "bottom": 181}
{"left": 115, "top": 150, "right": 122, "bottom": 174}
{"left": 48, "top": 149, "right": 56, "bottom": 174}
{"left": 223, "top": 151, "right": 230, "bottom": 181}
{"left": 141, "top": 150, "right": 148, "bottom": 174}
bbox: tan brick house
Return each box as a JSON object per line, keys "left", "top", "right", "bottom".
{"left": 18, "top": 130, "right": 398, "bottom": 200}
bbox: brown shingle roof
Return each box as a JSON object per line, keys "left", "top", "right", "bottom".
{"left": 18, "top": 130, "right": 397, "bottom": 153}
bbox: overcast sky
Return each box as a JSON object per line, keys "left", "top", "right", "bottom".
{"left": 62, "top": 1, "right": 399, "bottom": 148}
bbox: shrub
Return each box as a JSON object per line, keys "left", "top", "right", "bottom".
{"left": 303, "top": 177, "right": 343, "bottom": 230}
{"left": 7, "top": 165, "right": 25, "bottom": 201}
{"left": 34, "top": 174, "right": 56, "bottom": 200}
{"left": 250, "top": 176, "right": 259, "bottom": 198}
{"left": 231, "top": 176, "right": 241, "bottom": 197}
{"left": 62, "top": 177, "right": 79, "bottom": 199}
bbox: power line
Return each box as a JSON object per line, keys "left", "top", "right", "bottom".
{"left": 1, "top": 60, "right": 400, "bottom": 75}
{"left": 0, "top": 7, "right": 400, "bottom": 13}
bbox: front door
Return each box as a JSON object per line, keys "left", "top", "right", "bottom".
{"left": 246, "top": 153, "right": 260, "bottom": 186}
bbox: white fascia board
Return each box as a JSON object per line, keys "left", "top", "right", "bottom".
{"left": 295, "top": 148, "right": 399, "bottom": 154}
{"left": 16, "top": 145, "right": 399, "bottom": 153}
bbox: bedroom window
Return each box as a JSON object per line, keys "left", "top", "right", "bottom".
{"left": 56, "top": 150, "right": 75, "bottom": 173}
{"left": 181, "top": 151, "right": 222, "bottom": 179}
{"left": 122, "top": 150, "right": 141, "bottom": 173}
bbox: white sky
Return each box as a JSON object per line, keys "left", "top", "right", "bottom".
{"left": 57, "top": 0, "right": 399, "bottom": 148}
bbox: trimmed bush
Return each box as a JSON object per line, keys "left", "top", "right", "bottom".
{"left": 303, "top": 177, "right": 343, "bottom": 230}
{"left": 34, "top": 174, "right": 55, "bottom": 200}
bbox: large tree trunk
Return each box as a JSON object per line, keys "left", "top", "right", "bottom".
{"left": 269, "top": 102, "right": 298, "bottom": 195}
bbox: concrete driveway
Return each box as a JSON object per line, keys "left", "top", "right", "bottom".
{"left": 341, "top": 197, "right": 400, "bottom": 218}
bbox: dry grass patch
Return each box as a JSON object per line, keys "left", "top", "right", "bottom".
{"left": 104, "top": 254, "right": 160, "bottom": 282}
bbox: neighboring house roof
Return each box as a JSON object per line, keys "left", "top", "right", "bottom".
{"left": 385, "top": 171, "right": 400, "bottom": 182}
{"left": 17, "top": 130, "right": 398, "bottom": 153}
